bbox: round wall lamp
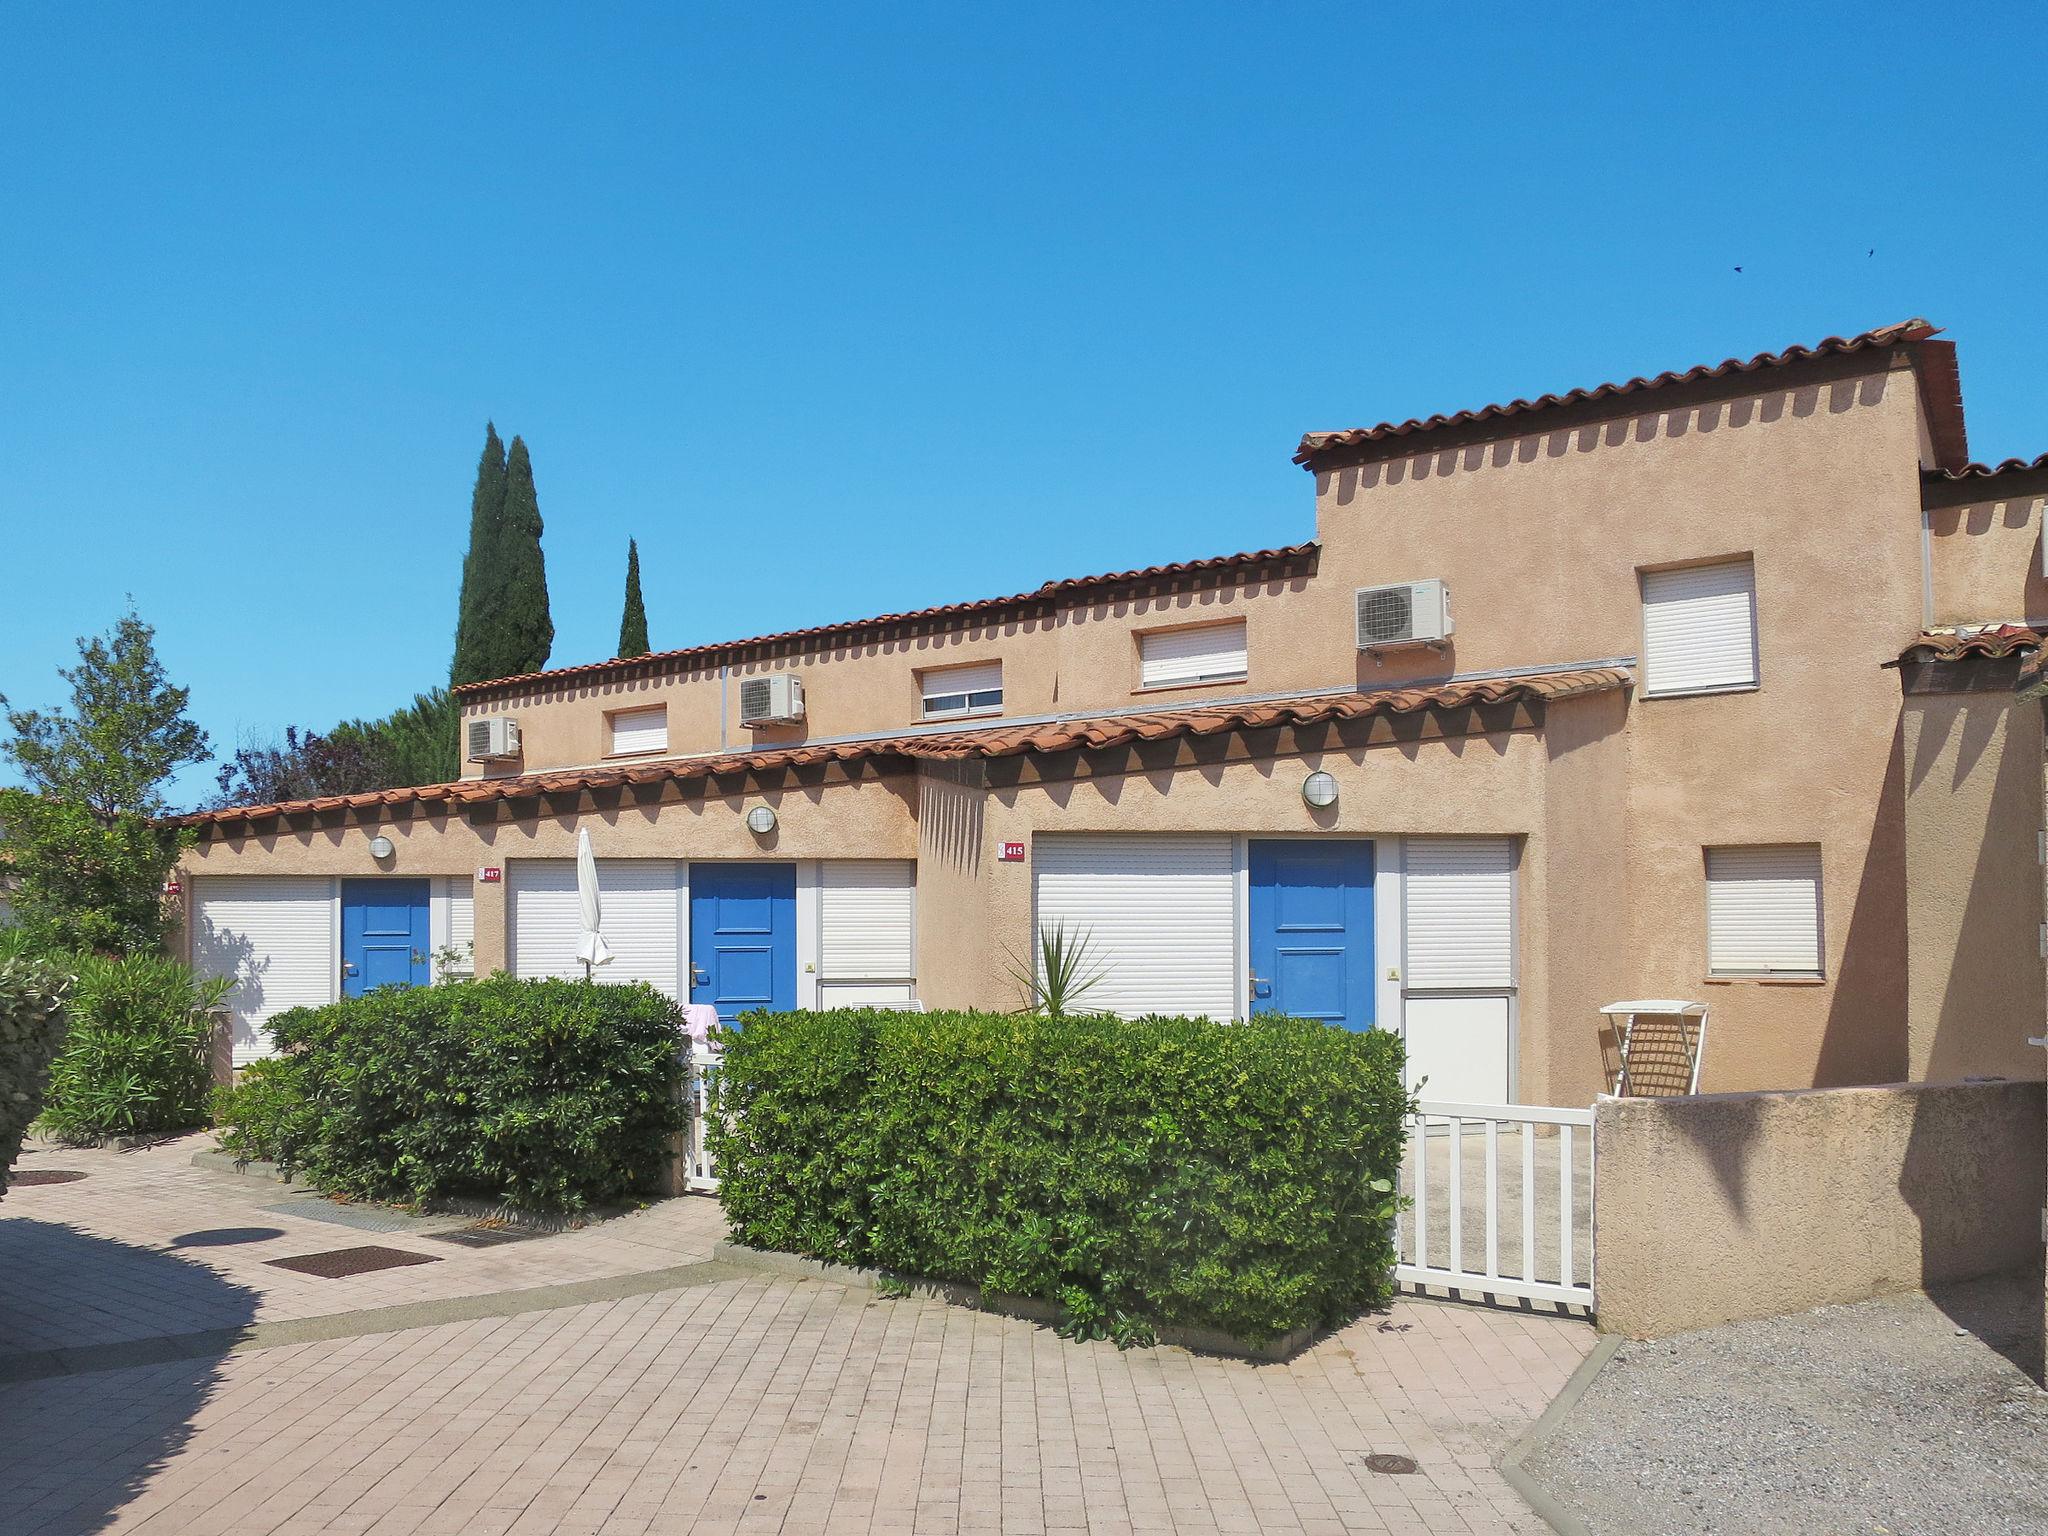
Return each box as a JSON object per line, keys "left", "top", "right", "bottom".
{"left": 367, "top": 834, "right": 396, "bottom": 859}
{"left": 746, "top": 805, "right": 778, "bottom": 835}
{"left": 1301, "top": 771, "right": 1339, "bottom": 809}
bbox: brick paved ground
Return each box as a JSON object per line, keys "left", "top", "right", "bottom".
{"left": 0, "top": 1136, "right": 1593, "bottom": 1535}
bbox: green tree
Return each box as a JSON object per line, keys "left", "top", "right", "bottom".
{"left": 448, "top": 427, "right": 553, "bottom": 688}
{"left": 330, "top": 687, "right": 460, "bottom": 788}
{"left": 2, "top": 607, "right": 209, "bottom": 817}
{"left": 450, "top": 424, "right": 509, "bottom": 689}
{"left": 0, "top": 605, "right": 204, "bottom": 955}
{"left": 618, "top": 537, "right": 649, "bottom": 658}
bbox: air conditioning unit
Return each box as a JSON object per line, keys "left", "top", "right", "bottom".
{"left": 739, "top": 673, "right": 805, "bottom": 726}
{"left": 466, "top": 715, "right": 522, "bottom": 761}
{"left": 1355, "top": 580, "right": 1453, "bottom": 650}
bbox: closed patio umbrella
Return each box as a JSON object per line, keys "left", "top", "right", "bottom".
{"left": 575, "top": 828, "right": 614, "bottom": 979}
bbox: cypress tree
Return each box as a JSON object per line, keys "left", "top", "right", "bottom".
{"left": 618, "top": 538, "right": 649, "bottom": 658}
{"left": 450, "top": 423, "right": 508, "bottom": 687}
{"left": 448, "top": 427, "right": 553, "bottom": 687}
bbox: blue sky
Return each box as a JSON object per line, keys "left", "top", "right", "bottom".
{"left": 2, "top": 4, "right": 2042, "bottom": 808}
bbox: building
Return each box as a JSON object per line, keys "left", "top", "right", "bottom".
{"left": 172, "top": 319, "right": 2048, "bottom": 1106}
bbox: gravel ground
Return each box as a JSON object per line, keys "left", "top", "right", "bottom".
{"left": 1525, "top": 1271, "right": 2048, "bottom": 1536}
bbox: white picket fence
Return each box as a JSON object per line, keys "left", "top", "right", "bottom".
{"left": 1395, "top": 1100, "right": 1595, "bottom": 1309}
{"left": 683, "top": 1045, "right": 721, "bottom": 1193}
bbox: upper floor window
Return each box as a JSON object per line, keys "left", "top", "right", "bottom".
{"left": 1139, "top": 619, "right": 1248, "bottom": 689}
{"left": 1706, "top": 844, "right": 1823, "bottom": 977}
{"left": 1641, "top": 558, "right": 1759, "bottom": 697}
{"left": 920, "top": 661, "right": 1003, "bottom": 720}
{"left": 607, "top": 704, "right": 668, "bottom": 756}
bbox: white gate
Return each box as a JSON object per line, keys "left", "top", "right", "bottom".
{"left": 1396, "top": 1100, "right": 1594, "bottom": 1309}
{"left": 683, "top": 1045, "right": 720, "bottom": 1193}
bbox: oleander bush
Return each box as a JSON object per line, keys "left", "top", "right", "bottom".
{"left": 709, "top": 1008, "right": 1411, "bottom": 1345}
{"left": 37, "top": 952, "right": 229, "bottom": 1142}
{"left": 212, "top": 975, "right": 688, "bottom": 1212}
{"left": 0, "top": 938, "right": 71, "bottom": 1196}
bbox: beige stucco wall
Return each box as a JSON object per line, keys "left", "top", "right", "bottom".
{"left": 1306, "top": 359, "right": 1929, "bottom": 1089}
{"left": 1594, "top": 1079, "right": 2046, "bottom": 1338}
{"left": 1927, "top": 491, "right": 2047, "bottom": 627}
{"left": 1903, "top": 691, "right": 2048, "bottom": 1082}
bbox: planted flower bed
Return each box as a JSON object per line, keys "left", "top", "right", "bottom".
{"left": 709, "top": 1007, "right": 1410, "bottom": 1346}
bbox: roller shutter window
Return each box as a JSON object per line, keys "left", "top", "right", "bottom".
{"left": 608, "top": 704, "right": 668, "bottom": 755}
{"left": 1706, "top": 845, "right": 1823, "bottom": 976}
{"left": 1138, "top": 620, "right": 1249, "bottom": 689}
{"left": 1032, "top": 835, "right": 1235, "bottom": 1019}
{"left": 441, "top": 876, "right": 476, "bottom": 977}
{"left": 191, "top": 876, "right": 336, "bottom": 1066}
{"left": 820, "top": 861, "right": 914, "bottom": 982}
{"left": 920, "top": 661, "right": 1003, "bottom": 719}
{"left": 508, "top": 859, "right": 681, "bottom": 996}
{"left": 1403, "top": 837, "right": 1515, "bottom": 989}
{"left": 1641, "top": 558, "right": 1759, "bottom": 697}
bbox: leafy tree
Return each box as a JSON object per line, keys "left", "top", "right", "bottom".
{"left": 0, "top": 794, "right": 187, "bottom": 956}
{"left": 449, "top": 426, "right": 552, "bottom": 688}
{"left": 209, "top": 726, "right": 391, "bottom": 809}
{"left": 618, "top": 537, "right": 649, "bottom": 658}
{"left": 2, "top": 607, "right": 209, "bottom": 818}
{"left": 331, "top": 688, "right": 459, "bottom": 788}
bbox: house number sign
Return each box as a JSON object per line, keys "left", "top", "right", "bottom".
{"left": 998, "top": 842, "right": 1026, "bottom": 862}
{"left": 478, "top": 866, "right": 502, "bottom": 883}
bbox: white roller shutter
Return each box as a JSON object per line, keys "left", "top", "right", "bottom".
{"left": 1033, "top": 835, "right": 1235, "bottom": 1019}
{"left": 820, "top": 861, "right": 914, "bottom": 982}
{"left": 191, "top": 876, "right": 335, "bottom": 1065}
{"left": 1707, "top": 845, "right": 1822, "bottom": 976}
{"left": 1642, "top": 559, "right": 1758, "bottom": 696}
{"left": 1404, "top": 838, "right": 1514, "bottom": 988}
{"left": 440, "top": 876, "right": 476, "bottom": 977}
{"left": 1139, "top": 621, "right": 1248, "bottom": 688}
{"left": 920, "top": 661, "right": 1003, "bottom": 718}
{"left": 509, "top": 859, "right": 681, "bottom": 996}
{"left": 608, "top": 705, "right": 668, "bottom": 755}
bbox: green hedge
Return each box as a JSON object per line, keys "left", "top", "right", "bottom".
{"left": 214, "top": 976, "right": 687, "bottom": 1212}
{"left": 0, "top": 941, "right": 71, "bottom": 1197}
{"left": 709, "top": 1009, "right": 1410, "bottom": 1344}
{"left": 39, "top": 953, "right": 229, "bottom": 1142}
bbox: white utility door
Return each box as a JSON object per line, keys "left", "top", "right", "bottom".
{"left": 819, "top": 860, "right": 916, "bottom": 1006}
{"left": 191, "top": 876, "right": 336, "bottom": 1066}
{"left": 507, "top": 859, "right": 682, "bottom": 996}
{"left": 1402, "top": 837, "right": 1515, "bottom": 1101}
{"left": 1033, "top": 835, "right": 1235, "bottom": 1019}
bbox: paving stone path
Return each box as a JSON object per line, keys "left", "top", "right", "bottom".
{"left": 1, "top": 1136, "right": 1593, "bottom": 1534}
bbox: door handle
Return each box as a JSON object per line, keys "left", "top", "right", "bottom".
{"left": 690, "top": 964, "right": 709, "bottom": 985}
{"left": 341, "top": 961, "right": 359, "bottom": 978}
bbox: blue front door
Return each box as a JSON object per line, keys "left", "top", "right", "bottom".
{"left": 1249, "top": 840, "right": 1375, "bottom": 1029}
{"left": 340, "top": 878, "right": 431, "bottom": 997}
{"left": 689, "top": 864, "right": 796, "bottom": 1025}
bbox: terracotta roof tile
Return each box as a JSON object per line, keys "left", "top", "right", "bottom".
{"left": 178, "top": 667, "right": 1630, "bottom": 833}
{"left": 1295, "top": 320, "right": 1956, "bottom": 467}
{"left": 1928, "top": 452, "right": 2048, "bottom": 482}
{"left": 452, "top": 542, "right": 1319, "bottom": 703}
{"left": 1890, "top": 625, "right": 2044, "bottom": 664}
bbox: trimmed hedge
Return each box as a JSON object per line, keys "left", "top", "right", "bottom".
{"left": 213, "top": 976, "right": 687, "bottom": 1212}
{"left": 709, "top": 1009, "right": 1410, "bottom": 1344}
{"left": 0, "top": 942, "right": 71, "bottom": 1197}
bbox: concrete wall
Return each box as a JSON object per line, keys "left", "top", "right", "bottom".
{"left": 1594, "top": 1079, "right": 2046, "bottom": 1338}
{"left": 1902, "top": 691, "right": 2047, "bottom": 1082}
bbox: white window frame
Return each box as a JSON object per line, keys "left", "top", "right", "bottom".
{"left": 919, "top": 660, "right": 1003, "bottom": 720}
{"left": 607, "top": 703, "right": 668, "bottom": 756}
{"left": 1705, "top": 844, "right": 1824, "bottom": 978}
{"left": 1640, "top": 557, "right": 1760, "bottom": 699}
{"left": 1137, "top": 619, "right": 1249, "bottom": 690}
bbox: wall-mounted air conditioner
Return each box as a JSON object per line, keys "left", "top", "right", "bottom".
{"left": 466, "top": 715, "right": 523, "bottom": 761}
{"left": 739, "top": 673, "right": 805, "bottom": 726}
{"left": 1355, "top": 580, "right": 1453, "bottom": 650}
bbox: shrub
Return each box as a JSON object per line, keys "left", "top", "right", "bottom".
{"left": 0, "top": 944, "right": 71, "bottom": 1196}
{"left": 710, "top": 1009, "right": 1411, "bottom": 1344}
{"left": 214, "top": 976, "right": 687, "bottom": 1212}
{"left": 37, "top": 953, "right": 229, "bottom": 1142}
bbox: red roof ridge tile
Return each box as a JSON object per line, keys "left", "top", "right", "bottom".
{"left": 179, "top": 667, "right": 1631, "bottom": 832}
{"left": 1928, "top": 452, "right": 2048, "bottom": 482}
{"left": 451, "top": 541, "right": 1319, "bottom": 702}
{"left": 1295, "top": 320, "right": 1947, "bottom": 467}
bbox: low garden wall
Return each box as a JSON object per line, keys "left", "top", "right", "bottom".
{"left": 1594, "top": 1078, "right": 2045, "bottom": 1338}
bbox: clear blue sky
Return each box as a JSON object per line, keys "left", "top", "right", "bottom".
{"left": 3, "top": 4, "right": 2042, "bottom": 808}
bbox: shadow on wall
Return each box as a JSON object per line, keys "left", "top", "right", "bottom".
{"left": 191, "top": 910, "right": 260, "bottom": 1059}
{"left": 1817, "top": 716, "right": 1910, "bottom": 1087}
{"left": 0, "top": 1221, "right": 260, "bottom": 1532}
